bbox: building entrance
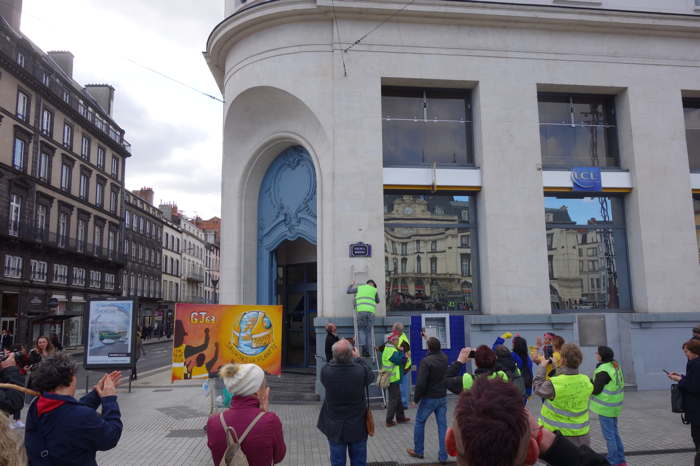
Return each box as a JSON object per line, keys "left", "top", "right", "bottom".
{"left": 275, "top": 239, "right": 317, "bottom": 368}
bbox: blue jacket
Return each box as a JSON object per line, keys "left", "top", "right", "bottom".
{"left": 25, "top": 390, "right": 122, "bottom": 466}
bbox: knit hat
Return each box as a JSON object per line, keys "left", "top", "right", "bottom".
{"left": 219, "top": 363, "right": 265, "bottom": 397}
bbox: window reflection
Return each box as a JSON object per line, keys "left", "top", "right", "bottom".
{"left": 384, "top": 193, "right": 477, "bottom": 312}
{"left": 538, "top": 93, "right": 619, "bottom": 168}
{"left": 544, "top": 195, "right": 630, "bottom": 311}
{"left": 382, "top": 87, "right": 472, "bottom": 167}
{"left": 684, "top": 99, "right": 700, "bottom": 172}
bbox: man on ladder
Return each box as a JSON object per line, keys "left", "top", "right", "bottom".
{"left": 347, "top": 280, "right": 379, "bottom": 357}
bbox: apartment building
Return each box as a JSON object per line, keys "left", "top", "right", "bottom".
{"left": 0, "top": 2, "right": 130, "bottom": 345}
{"left": 123, "top": 188, "right": 163, "bottom": 331}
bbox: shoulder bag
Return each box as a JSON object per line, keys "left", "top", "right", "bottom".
{"left": 365, "top": 385, "right": 375, "bottom": 436}
{"left": 671, "top": 383, "right": 690, "bottom": 425}
{"left": 218, "top": 411, "right": 266, "bottom": 466}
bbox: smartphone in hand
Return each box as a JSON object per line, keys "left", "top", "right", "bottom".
{"left": 662, "top": 369, "right": 671, "bottom": 375}
{"left": 468, "top": 350, "right": 476, "bottom": 359}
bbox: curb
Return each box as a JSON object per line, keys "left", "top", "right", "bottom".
{"left": 67, "top": 338, "right": 172, "bottom": 358}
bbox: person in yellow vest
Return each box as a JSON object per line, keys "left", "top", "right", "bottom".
{"left": 382, "top": 334, "right": 411, "bottom": 427}
{"left": 347, "top": 280, "right": 379, "bottom": 357}
{"left": 186, "top": 342, "right": 220, "bottom": 380}
{"left": 172, "top": 321, "right": 210, "bottom": 380}
{"left": 392, "top": 322, "right": 413, "bottom": 409}
{"left": 534, "top": 343, "right": 593, "bottom": 447}
{"left": 591, "top": 345, "right": 626, "bottom": 466}
{"left": 445, "top": 345, "right": 509, "bottom": 394}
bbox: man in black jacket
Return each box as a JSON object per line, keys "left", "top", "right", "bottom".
{"left": 446, "top": 377, "right": 609, "bottom": 466}
{"left": 317, "top": 339, "right": 375, "bottom": 466}
{"left": 408, "top": 337, "right": 448, "bottom": 463}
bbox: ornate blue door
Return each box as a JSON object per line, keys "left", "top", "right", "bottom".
{"left": 257, "top": 146, "right": 317, "bottom": 305}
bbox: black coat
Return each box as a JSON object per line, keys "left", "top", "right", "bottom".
{"left": 680, "top": 357, "right": 700, "bottom": 425}
{"left": 414, "top": 350, "right": 448, "bottom": 403}
{"left": 317, "top": 358, "right": 375, "bottom": 443}
{"left": 0, "top": 366, "right": 25, "bottom": 416}
{"left": 325, "top": 331, "right": 340, "bottom": 362}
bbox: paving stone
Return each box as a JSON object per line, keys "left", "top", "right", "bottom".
{"left": 91, "top": 370, "right": 696, "bottom": 465}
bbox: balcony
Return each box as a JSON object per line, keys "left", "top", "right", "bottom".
{"left": 1, "top": 215, "right": 126, "bottom": 265}
{"left": 183, "top": 269, "right": 205, "bottom": 282}
{"left": 181, "top": 295, "right": 205, "bottom": 304}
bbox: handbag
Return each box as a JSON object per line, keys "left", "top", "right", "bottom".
{"left": 671, "top": 383, "right": 690, "bottom": 425}
{"left": 365, "top": 385, "right": 375, "bottom": 436}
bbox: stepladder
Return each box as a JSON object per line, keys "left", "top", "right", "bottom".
{"left": 352, "top": 298, "right": 387, "bottom": 408}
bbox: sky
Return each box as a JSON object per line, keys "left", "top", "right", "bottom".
{"left": 21, "top": 0, "right": 225, "bottom": 219}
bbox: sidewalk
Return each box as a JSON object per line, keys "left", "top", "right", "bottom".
{"left": 92, "top": 369, "right": 696, "bottom": 466}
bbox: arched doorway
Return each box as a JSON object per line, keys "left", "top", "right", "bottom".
{"left": 257, "top": 146, "right": 317, "bottom": 367}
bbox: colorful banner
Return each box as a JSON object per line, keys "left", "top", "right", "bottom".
{"left": 172, "top": 304, "right": 282, "bottom": 381}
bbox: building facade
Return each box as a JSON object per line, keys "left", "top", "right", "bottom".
{"left": 0, "top": 4, "right": 130, "bottom": 346}
{"left": 161, "top": 219, "right": 182, "bottom": 320}
{"left": 196, "top": 216, "right": 221, "bottom": 304}
{"left": 180, "top": 218, "right": 205, "bottom": 303}
{"left": 208, "top": 0, "right": 700, "bottom": 390}
{"left": 122, "top": 188, "right": 163, "bottom": 331}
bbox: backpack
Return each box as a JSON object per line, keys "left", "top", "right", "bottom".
{"left": 504, "top": 367, "right": 526, "bottom": 396}
{"left": 218, "top": 411, "right": 266, "bottom": 466}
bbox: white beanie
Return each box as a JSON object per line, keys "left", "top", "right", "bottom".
{"left": 219, "top": 363, "right": 265, "bottom": 397}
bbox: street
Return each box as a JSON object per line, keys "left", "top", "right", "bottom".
{"left": 72, "top": 340, "right": 173, "bottom": 387}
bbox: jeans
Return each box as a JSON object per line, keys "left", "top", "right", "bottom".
{"left": 400, "top": 369, "right": 411, "bottom": 408}
{"left": 599, "top": 415, "right": 625, "bottom": 465}
{"left": 386, "top": 381, "right": 406, "bottom": 423}
{"left": 328, "top": 439, "right": 367, "bottom": 466}
{"left": 413, "top": 397, "right": 448, "bottom": 462}
{"left": 356, "top": 312, "right": 375, "bottom": 354}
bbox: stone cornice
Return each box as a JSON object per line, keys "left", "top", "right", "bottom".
{"left": 205, "top": 0, "right": 700, "bottom": 91}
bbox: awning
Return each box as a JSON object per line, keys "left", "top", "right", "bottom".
{"left": 30, "top": 313, "right": 82, "bottom": 322}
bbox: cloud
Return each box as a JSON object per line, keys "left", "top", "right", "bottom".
{"left": 22, "top": 0, "right": 224, "bottom": 217}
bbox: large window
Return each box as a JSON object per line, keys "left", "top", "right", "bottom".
{"left": 385, "top": 193, "right": 478, "bottom": 312}
{"left": 16, "top": 90, "right": 30, "bottom": 121}
{"left": 38, "top": 150, "right": 51, "bottom": 182}
{"left": 41, "top": 108, "right": 54, "bottom": 137}
{"left": 12, "top": 136, "right": 27, "bottom": 171}
{"left": 684, "top": 99, "right": 700, "bottom": 172}
{"left": 545, "top": 195, "right": 631, "bottom": 311}
{"left": 8, "top": 194, "right": 22, "bottom": 237}
{"left": 538, "top": 93, "right": 619, "bottom": 168}
{"left": 382, "top": 87, "right": 473, "bottom": 167}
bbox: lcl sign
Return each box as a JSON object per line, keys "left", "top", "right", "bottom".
{"left": 571, "top": 167, "right": 602, "bottom": 192}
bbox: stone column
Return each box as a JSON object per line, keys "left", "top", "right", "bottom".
{"left": 473, "top": 80, "right": 551, "bottom": 314}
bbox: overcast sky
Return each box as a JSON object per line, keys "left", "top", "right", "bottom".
{"left": 22, "top": 0, "right": 224, "bottom": 219}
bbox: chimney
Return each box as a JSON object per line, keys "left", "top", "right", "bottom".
{"left": 47, "top": 51, "right": 74, "bottom": 78}
{"left": 85, "top": 84, "right": 115, "bottom": 117}
{"left": 0, "top": 0, "right": 22, "bottom": 32}
{"left": 133, "top": 187, "right": 154, "bottom": 205}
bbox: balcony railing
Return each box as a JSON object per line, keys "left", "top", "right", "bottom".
{"left": 183, "top": 269, "right": 205, "bottom": 282}
{"left": 181, "top": 295, "right": 205, "bottom": 304}
{"left": 1, "top": 215, "right": 126, "bottom": 264}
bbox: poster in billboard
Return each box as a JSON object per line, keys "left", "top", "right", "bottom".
{"left": 84, "top": 300, "right": 135, "bottom": 369}
{"left": 172, "top": 304, "right": 282, "bottom": 381}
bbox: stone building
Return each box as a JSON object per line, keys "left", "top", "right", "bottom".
{"left": 0, "top": 2, "right": 130, "bottom": 346}
{"left": 161, "top": 217, "right": 182, "bottom": 324}
{"left": 123, "top": 188, "right": 163, "bottom": 332}
{"left": 207, "top": 0, "right": 700, "bottom": 389}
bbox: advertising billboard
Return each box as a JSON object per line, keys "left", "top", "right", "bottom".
{"left": 84, "top": 300, "right": 135, "bottom": 369}
{"left": 172, "top": 304, "right": 283, "bottom": 381}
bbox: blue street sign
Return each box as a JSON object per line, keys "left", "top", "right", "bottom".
{"left": 571, "top": 167, "right": 602, "bottom": 192}
{"left": 349, "top": 242, "right": 372, "bottom": 257}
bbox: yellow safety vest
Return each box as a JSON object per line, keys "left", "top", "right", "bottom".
{"left": 462, "top": 370, "right": 508, "bottom": 391}
{"left": 355, "top": 284, "right": 377, "bottom": 313}
{"left": 381, "top": 344, "right": 401, "bottom": 384}
{"left": 172, "top": 344, "right": 185, "bottom": 379}
{"left": 539, "top": 373, "right": 593, "bottom": 437}
{"left": 590, "top": 362, "right": 624, "bottom": 418}
{"left": 398, "top": 332, "right": 411, "bottom": 371}
{"left": 190, "top": 365, "right": 209, "bottom": 379}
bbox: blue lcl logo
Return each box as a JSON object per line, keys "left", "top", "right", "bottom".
{"left": 571, "top": 167, "right": 602, "bottom": 192}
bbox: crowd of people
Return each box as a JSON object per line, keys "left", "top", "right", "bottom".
{"left": 3, "top": 316, "right": 700, "bottom": 466}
